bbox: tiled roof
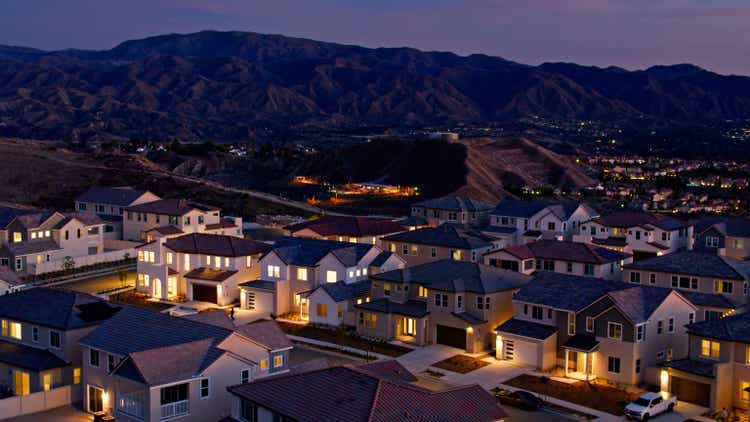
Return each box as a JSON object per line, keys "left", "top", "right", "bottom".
{"left": 357, "top": 360, "right": 418, "bottom": 383}
{"left": 369, "top": 251, "right": 394, "bottom": 267}
{"left": 660, "top": 359, "right": 715, "bottom": 378}
{"left": 285, "top": 215, "right": 405, "bottom": 238}
{"left": 496, "top": 240, "right": 630, "bottom": 264}
{"left": 514, "top": 272, "right": 630, "bottom": 312}
{"left": 183, "top": 310, "right": 235, "bottom": 329}
{"left": 606, "top": 286, "right": 675, "bottom": 324}
{"left": 678, "top": 291, "right": 736, "bottom": 309}
{"left": 266, "top": 237, "right": 375, "bottom": 267}
{"left": 61, "top": 211, "right": 104, "bottom": 226}
{"left": 381, "top": 224, "right": 494, "bottom": 249}
{"left": 414, "top": 196, "right": 494, "bottom": 212}
{"left": 75, "top": 186, "right": 154, "bottom": 206}
{"left": 234, "top": 320, "right": 293, "bottom": 351}
{"left": 227, "top": 366, "right": 507, "bottom": 422}
{"left": 147, "top": 225, "right": 184, "bottom": 235}
{"left": 115, "top": 338, "right": 219, "bottom": 386}
{"left": 491, "top": 199, "right": 552, "bottom": 218}
{"left": 495, "top": 318, "right": 557, "bottom": 340}
{"left": 394, "top": 216, "right": 428, "bottom": 227}
{"left": 183, "top": 268, "right": 238, "bottom": 282}
{"left": 591, "top": 237, "right": 628, "bottom": 247}
{"left": 124, "top": 199, "right": 219, "bottom": 216}
{"left": 14, "top": 211, "right": 56, "bottom": 229}
{"left": 165, "top": 233, "right": 269, "bottom": 257}
{"left": 317, "top": 280, "right": 371, "bottom": 302}
{"left": 355, "top": 299, "right": 429, "bottom": 318}
{"left": 687, "top": 312, "right": 750, "bottom": 344}
{"left": 6, "top": 239, "right": 62, "bottom": 256}
{"left": 0, "top": 288, "right": 119, "bottom": 330}
{"left": 372, "top": 260, "right": 529, "bottom": 294}
{"left": 624, "top": 251, "right": 745, "bottom": 279}
{"left": 0, "top": 340, "right": 69, "bottom": 371}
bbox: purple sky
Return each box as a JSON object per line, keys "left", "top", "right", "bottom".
{"left": 2, "top": 0, "right": 749, "bottom": 75}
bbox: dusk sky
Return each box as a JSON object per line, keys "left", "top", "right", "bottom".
{"left": 1, "top": 0, "right": 748, "bottom": 75}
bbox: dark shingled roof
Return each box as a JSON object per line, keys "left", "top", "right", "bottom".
{"left": 165, "top": 233, "right": 269, "bottom": 257}
{"left": 13, "top": 211, "right": 56, "bottom": 229}
{"left": 394, "top": 216, "right": 428, "bottom": 227}
{"left": 356, "top": 360, "right": 418, "bottom": 384}
{"left": 372, "top": 259, "right": 529, "bottom": 294}
{"left": 183, "top": 310, "right": 235, "bottom": 329}
{"left": 697, "top": 217, "right": 750, "bottom": 237}
{"left": 205, "top": 218, "right": 240, "bottom": 230}
{"left": 495, "top": 318, "right": 558, "bottom": 340}
{"left": 124, "top": 198, "right": 218, "bottom": 216}
{"left": 75, "top": 186, "right": 154, "bottom": 207}
{"left": 227, "top": 366, "right": 507, "bottom": 422}
{"left": 239, "top": 280, "right": 277, "bottom": 291}
{"left": 606, "top": 286, "right": 676, "bottom": 324}
{"left": 624, "top": 251, "right": 745, "bottom": 280}
{"left": 687, "top": 312, "right": 750, "bottom": 344}
{"left": 183, "top": 268, "right": 238, "bottom": 282}
{"left": 0, "top": 288, "right": 119, "bottom": 330}
{"left": 0, "top": 206, "right": 40, "bottom": 229}
{"left": 452, "top": 312, "right": 487, "bottom": 324}
{"left": 414, "top": 196, "right": 494, "bottom": 212}
{"left": 316, "top": 280, "right": 371, "bottom": 302}
{"left": 660, "top": 359, "right": 715, "bottom": 378}
{"left": 114, "top": 338, "right": 219, "bottom": 386}
{"left": 514, "top": 272, "right": 630, "bottom": 312}
{"left": 591, "top": 237, "right": 629, "bottom": 247}
{"left": 355, "top": 299, "right": 429, "bottom": 318}
{"left": 496, "top": 240, "right": 630, "bottom": 264}
{"left": 285, "top": 215, "right": 405, "bottom": 238}
{"left": 234, "top": 320, "right": 293, "bottom": 351}
{"left": 266, "top": 237, "right": 375, "bottom": 267}
{"left": 381, "top": 224, "right": 494, "bottom": 249}
{"left": 60, "top": 211, "right": 104, "bottom": 227}
{"left": 591, "top": 211, "right": 690, "bottom": 231}
{"left": 562, "top": 334, "right": 600, "bottom": 352}
{"left": 6, "top": 239, "right": 62, "bottom": 256}
{"left": 491, "top": 199, "right": 553, "bottom": 218}
{"left": 678, "top": 291, "right": 736, "bottom": 309}
{"left": 0, "top": 340, "right": 69, "bottom": 371}
{"left": 369, "top": 251, "right": 395, "bottom": 267}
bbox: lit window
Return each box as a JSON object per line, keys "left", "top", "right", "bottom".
{"left": 166, "top": 253, "right": 173, "bottom": 265}
{"left": 326, "top": 270, "right": 337, "bottom": 283}
{"left": 267, "top": 265, "right": 280, "bottom": 278}
{"left": 297, "top": 268, "right": 308, "bottom": 281}
{"left": 586, "top": 317, "right": 594, "bottom": 332}
{"left": 214, "top": 256, "right": 221, "bottom": 269}
{"left": 184, "top": 254, "right": 191, "bottom": 271}
{"left": 73, "top": 368, "right": 81, "bottom": 385}
{"left": 316, "top": 303, "right": 327, "bottom": 317}
{"left": 273, "top": 355, "right": 283, "bottom": 368}
{"left": 8, "top": 322, "right": 21, "bottom": 340}
{"left": 12, "top": 232, "right": 21, "bottom": 243}
{"left": 31, "top": 232, "right": 37, "bottom": 240}
{"left": 225, "top": 257, "right": 230, "bottom": 267}
{"left": 701, "top": 339, "right": 720, "bottom": 359}
{"left": 246, "top": 256, "right": 253, "bottom": 268}
{"left": 742, "top": 382, "right": 750, "bottom": 401}
{"left": 607, "top": 322, "right": 623, "bottom": 340}
{"left": 260, "top": 359, "right": 268, "bottom": 370}
{"left": 568, "top": 313, "right": 575, "bottom": 336}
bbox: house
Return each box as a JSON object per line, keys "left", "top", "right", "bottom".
{"left": 284, "top": 215, "right": 407, "bottom": 245}
{"left": 122, "top": 199, "right": 242, "bottom": 242}
{"left": 489, "top": 200, "right": 598, "bottom": 244}
{"left": 380, "top": 224, "right": 498, "bottom": 267}
{"left": 0, "top": 210, "right": 106, "bottom": 276}
{"left": 74, "top": 187, "right": 161, "bottom": 240}
{"left": 135, "top": 233, "right": 270, "bottom": 305}
{"left": 694, "top": 217, "right": 750, "bottom": 260}
{"left": 0, "top": 266, "right": 25, "bottom": 295}
{"left": 239, "top": 238, "right": 402, "bottom": 320}
{"left": 484, "top": 239, "right": 632, "bottom": 279}
{"left": 660, "top": 311, "right": 750, "bottom": 410}
{"left": 0, "top": 288, "right": 120, "bottom": 396}
{"left": 225, "top": 364, "right": 507, "bottom": 422}
{"left": 355, "top": 260, "right": 529, "bottom": 353}
{"left": 573, "top": 211, "right": 693, "bottom": 260}
{"left": 300, "top": 280, "right": 371, "bottom": 327}
{"left": 409, "top": 196, "right": 494, "bottom": 227}
{"left": 495, "top": 272, "right": 697, "bottom": 386}
{"left": 79, "top": 306, "right": 292, "bottom": 420}
{"left": 622, "top": 251, "right": 749, "bottom": 320}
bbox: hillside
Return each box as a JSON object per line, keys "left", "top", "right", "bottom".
{"left": 0, "top": 31, "right": 749, "bottom": 140}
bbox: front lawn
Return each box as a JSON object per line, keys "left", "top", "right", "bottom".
{"left": 432, "top": 354, "right": 490, "bottom": 374}
{"left": 505, "top": 374, "right": 643, "bottom": 416}
{"left": 277, "top": 322, "right": 412, "bottom": 357}
{"left": 110, "top": 292, "right": 174, "bottom": 312}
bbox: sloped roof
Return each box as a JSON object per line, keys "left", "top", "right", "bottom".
{"left": 234, "top": 320, "right": 293, "bottom": 351}
{"left": 497, "top": 240, "right": 630, "bottom": 264}
{"left": 491, "top": 199, "right": 552, "bottom": 218}
{"left": 356, "top": 360, "right": 418, "bottom": 384}
{"left": 147, "top": 225, "right": 184, "bottom": 236}
{"left": 606, "top": 286, "right": 676, "bottom": 324}
{"left": 0, "top": 340, "right": 69, "bottom": 371}
{"left": 6, "top": 239, "right": 62, "bottom": 256}
{"left": 285, "top": 215, "right": 405, "bottom": 238}
{"left": 355, "top": 299, "right": 429, "bottom": 318}
{"left": 165, "top": 233, "right": 269, "bottom": 257}
{"left": 0, "top": 206, "right": 40, "bottom": 229}
{"left": 183, "top": 309, "right": 235, "bottom": 329}
{"left": 381, "top": 224, "right": 493, "bottom": 249}
{"left": 75, "top": 186, "right": 155, "bottom": 206}
{"left": 414, "top": 196, "right": 494, "bottom": 212}
{"left": 61, "top": 211, "right": 104, "bottom": 226}
{"left": 317, "top": 280, "right": 371, "bottom": 302}
{"left": 495, "top": 318, "right": 557, "bottom": 340}
{"left": 624, "top": 251, "right": 745, "bottom": 280}
{"left": 0, "top": 288, "right": 119, "bottom": 330}
{"left": 14, "top": 211, "right": 57, "bottom": 229}
{"left": 372, "top": 259, "right": 529, "bottom": 294}
{"left": 696, "top": 217, "right": 750, "bottom": 237}
{"left": 591, "top": 211, "right": 690, "bottom": 230}
{"left": 394, "top": 216, "right": 429, "bottom": 227}
{"left": 114, "top": 338, "right": 219, "bottom": 386}
{"left": 513, "top": 272, "right": 631, "bottom": 312}
{"left": 369, "top": 251, "right": 395, "bottom": 267}
{"left": 124, "top": 198, "right": 218, "bottom": 216}
{"left": 267, "top": 237, "right": 375, "bottom": 267}
{"left": 687, "top": 312, "right": 750, "bottom": 344}
{"left": 183, "top": 268, "right": 238, "bottom": 282}
{"left": 0, "top": 267, "right": 23, "bottom": 286}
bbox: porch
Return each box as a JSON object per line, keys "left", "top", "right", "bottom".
{"left": 561, "top": 334, "right": 599, "bottom": 382}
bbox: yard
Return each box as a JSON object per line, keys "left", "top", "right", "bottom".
{"left": 277, "top": 322, "right": 413, "bottom": 357}
{"left": 431, "top": 354, "right": 491, "bottom": 374}
{"left": 110, "top": 292, "right": 174, "bottom": 312}
{"left": 505, "top": 374, "right": 643, "bottom": 416}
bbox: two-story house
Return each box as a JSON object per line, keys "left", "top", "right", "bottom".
{"left": 484, "top": 239, "right": 632, "bottom": 279}
{"left": 408, "top": 196, "right": 494, "bottom": 227}
{"left": 284, "top": 215, "right": 407, "bottom": 245}
{"left": 135, "top": 233, "right": 270, "bottom": 305}
{"left": 488, "top": 200, "right": 598, "bottom": 245}
{"left": 74, "top": 186, "right": 160, "bottom": 240}
{"left": 122, "top": 199, "right": 242, "bottom": 241}
{"left": 0, "top": 288, "right": 120, "bottom": 396}
{"left": 660, "top": 312, "right": 750, "bottom": 410}
{"left": 495, "top": 273, "right": 697, "bottom": 386}
{"left": 1, "top": 211, "right": 106, "bottom": 276}
{"left": 695, "top": 217, "right": 750, "bottom": 260}
{"left": 574, "top": 211, "right": 693, "bottom": 260}
{"left": 355, "top": 259, "right": 529, "bottom": 353}
{"left": 239, "top": 237, "right": 402, "bottom": 320}
{"left": 623, "top": 251, "right": 749, "bottom": 320}
{"left": 79, "top": 306, "right": 292, "bottom": 421}
{"left": 380, "top": 224, "right": 498, "bottom": 267}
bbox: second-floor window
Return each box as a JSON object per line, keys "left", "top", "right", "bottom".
{"left": 566, "top": 262, "right": 573, "bottom": 273}
{"left": 326, "top": 270, "right": 338, "bottom": 283}
{"left": 32, "top": 326, "right": 39, "bottom": 343}
{"left": 90, "top": 349, "right": 100, "bottom": 367}
{"left": 434, "top": 294, "right": 448, "bottom": 307}
{"left": 274, "top": 355, "right": 283, "bottom": 368}
{"left": 200, "top": 378, "right": 210, "bottom": 398}
{"left": 49, "top": 331, "right": 61, "bottom": 349}
{"left": 667, "top": 317, "right": 675, "bottom": 333}
{"left": 586, "top": 317, "right": 594, "bottom": 332}
{"left": 584, "top": 264, "right": 595, "bottom": 276}
{"left": 456, "top": 295, "right": 463, "bottom": 310}
{"left": 547, "top": 222, "right": 556, "bottom": 231}
{"left": 568, "top": 313, "right": 575, "bottom": 335}
{"left": 108, "top": 355, "right": 116, "bottom": 372}
{"left": 297, "top": 268, "right": 308, "bottom": 281}
{"left": 531, "top": 306, "right": 544, "bottom": 320}
{"left": 701, "top": 339, "right": 720, "bottom": 359}
{"left": 418, "top": 286, "right": 428, "bottom": 298}
{"left": 166, "top": 253, "right": 173, "bottom": 265}
{"left": 430, "top": 247, "right": 437, "bottom": 258}
{"left": 714, "top": 280, "right": 733, "bottom": 294}
{"left": 671, "top": 276, "right": 698, "bottom": 290}
{"left": 705, "top": 236, "right": 720, "bottom": 248}
{"left": 267, "top": 265, "right": 280, "bottom": 278}
{"left": 630, "top": 272, "right": 641, "bottom": 283}
{"left": 636, "top": 324, "right": 645, "bottom": 342}
{"left": 607, "top": 322, "right": 622, "bottom": 340}
{"left": 241, "top": 369, "right": 250, "bottom": 384}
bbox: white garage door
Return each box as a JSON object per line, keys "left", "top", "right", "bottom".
{"left": 504, "top": 338, "right": 538, "bottom": 367}
{"left": 245, "top": 290, "right": 274, "bottom": 313}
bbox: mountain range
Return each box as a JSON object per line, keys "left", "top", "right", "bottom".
{"left": 1, "top": 30, "right": 749, "bottom": 141}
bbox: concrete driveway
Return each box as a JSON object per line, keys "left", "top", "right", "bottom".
{"left": 613, "top": 401, "right": 708, "bottom": 422}
{"left": 396, "top": 344, "right": 462, "bottom": 372}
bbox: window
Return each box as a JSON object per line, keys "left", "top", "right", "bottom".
{"left": 241, "top": 369, "right": 250, "bottom": 384}
{"left": 742, "top": 382, "right": 750, "bottom": 402}
{"left": 326, "top": 270, "right": 337, "bottom": 283}
{"left": 543, "top": 260, "right": 554, "bottom": 271}
{"left": 547, "top": 222, "right": 556, "bottom": 231}
{"left": 7, "top": 321, "right": 21, "bottom": 339}
{"left": 337, "top": 304, "right": 343, "bottom": 318}
{"left": 701, "top": 339, "right": 720, "bottom": 359}
{"left": 274, "top": 355, "right": 283, "bottom": 368}
{"left": 667, "top": 317, "right": 675, "bottom": 333}
{"left": 531, "top": 306, "right": 544, "bottom": 320}
{"left": 316, "top": 303, "right": 327, "bottom": 317}
{"left": 12, "top": 232, "right": 22, "bottom": 243}
{"left": 418, "top": 286, "right": 428, "bottom": 298}
{"left": 32, "top": 326, "right": 39, "bottom": 343}
{"left": 568, "top": 313, "right": 575, "bottom": 335}
{"left": 705, "top": 236, "right": 720, "bottom": 248}
{"left": 524, "top": 260, "right": 534, "bottom": 271}
{"left": 108, "top": 355, "right": 116, "bottom": 372}
{"left": 636, "top": 324, "right": 645, "bottom": 342}
{"left": 434, "top": 293, "right": 448, "bottom": 307}
{"left": 297, "top": 268, "right": 308, "bottom": 281}
{"left": 214, "top": 256, "right": 221, "bottom": 269}
{"left": 402, "top": 244, "right": 409, "bottom": 255}
{"left": 672, "top": 276, "right": 698, "bottom": 290}
{"left": 657, "top": 320, "right": 663, "bottom": 334}
{"left": 485, "top": 296, "right": 490, "bottom": 309}
{"left": 200, "top": 378, "right": 210, "bottom": 398}
{"left": 586, "top": 317, "right": 594, "bottom": 332}
{"left": 240, "top": 399, "right": 258, "bottom": 422}
{"left": 714, "top": 280, "right": 733, "bottom": 294}
{"left": 635, "top": 358, "right": 641, "bottom": 374}
{"left": 73, "top": 368, "right": 80, "bottom": 385}
{"left": 566, "top": 262, "right": 573, "bottom": 273}
{"left": 389, "top": 243, "right": 396, "bottom": 253}
{"left": 607, "top": 356, "right": 621, "bottom": 373}
{"left": 49, "top": 331, "right": 61, "bottom": 349}
{"left": 657, "top": 350, "right": 665, "bottom": 361}
{"left": 456, "top": 295, "right": 463, "bottom": 310}
{"left": 260, "top": 359, "right": 268, "bottom": 370}
{"left": 630, "top": 272, "right": 641, "bottom": 284}
{"left": 160, "top": 383, "right": 188, "bottom": 408}
{"left": 360, "top": 312, "right": 377, "bottom": 328}
{"left": 451, "top": 249, "right": 462, "bottom": 261}
{"left": 649, "top": 273, "right": 656, "bottom": 284}
{"left": 583, "top": 263, "right": 594, "bottom": 276}
{"left": 666, "top": 348, "right": 673, "bottom": 361}
{"left": 689, "top": 312, "right": 695, "bottom": 324}
{"left": 184, "top": 216, "right": 191, "bottom": 225}
{"left": 89, "top": 349, "right": 100, "bottom": 367}
{"left": 166, "top": 252, "right": 173, "bottom": 265}
{"left": 410, "top": 245, "right": 418, "bottom": 256}
{"left": 607, "top": 322, "right": 623, "bottom": 340}
{"left": 384, "top": 283, "right": 391, "bottom": 296}
{"left": 477, "top": 296, "right": 484, "bottom": 310}
{"left": 183, "top": 254, "right": 191, "bottom": 271}
{"left": 267, "top": 265, "right": 280, "bottom": 278}
{"left": 705, "top": 310, "right": 723, "bottom": 320}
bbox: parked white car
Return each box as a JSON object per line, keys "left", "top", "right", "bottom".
{"left": 624, "top": 392, "right": 676, "bottom": 421}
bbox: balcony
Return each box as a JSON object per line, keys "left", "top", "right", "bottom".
{"left": 160, "top": 400, "right": 188, "bottom": 420}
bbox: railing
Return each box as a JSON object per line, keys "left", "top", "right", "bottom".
{"left": 161, "top": 400, "right": 189, "bottom": 420}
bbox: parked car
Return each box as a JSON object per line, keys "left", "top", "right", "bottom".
{"left": 493, "top": 388, "right": 543, "bottom": 411}
{"left": 624, "top": 392, "right": 676, "bottom": 421}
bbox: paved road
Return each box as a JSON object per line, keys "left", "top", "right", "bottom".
{"left": 59, "top": 271, "right": 136, "bottom": 294}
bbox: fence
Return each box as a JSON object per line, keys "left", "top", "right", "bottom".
{"left": 28, "top": 248, "right": 135, "bottom": 275}
{"left": 0, "top": 384, "right": 80, "bottom": 420}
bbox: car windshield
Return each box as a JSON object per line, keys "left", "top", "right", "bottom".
{"left": 633, "top": 398, "right": 651, "bottom": 406}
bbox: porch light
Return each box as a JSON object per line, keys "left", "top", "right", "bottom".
{"left": 466, "top": 326, "right": 474, "bottom": 334}
{"left": 660, "top": 370, "right": 669, "bottom": 393}
{"left": 496, "top": 336, "right": 503, "bottom": 359}
{"left": 102, "top": 391, "right": 110, "bottom": 408}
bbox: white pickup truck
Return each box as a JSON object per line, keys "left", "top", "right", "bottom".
{"left": 624, "top": 392, "right": 676, "bottom": 421}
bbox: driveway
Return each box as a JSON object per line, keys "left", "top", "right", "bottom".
{"left": 613, "top": 401, "right": 708, "bottom": 422}
{"left": 396, "top": 344, "right": 463, "bottom": 372}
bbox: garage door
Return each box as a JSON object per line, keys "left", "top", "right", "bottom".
{"left": 671, "top": 376, "right": 710, "bottom": 407}
{"left": 436, "top": 325, "right": 466, "bottom": 350}
{"left": 504, "top": 339, "right": 538, "bottom": 367}
{"left": 192, "top": 284, "right": 217, "bottom": 303}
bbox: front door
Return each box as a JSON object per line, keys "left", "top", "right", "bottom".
{"left": 402, "top": 318, "right": 416, "bottom": 336}
{"left": 13, "top": 370, "right": 29, "bottom": 396}
{"left": 87, "top": 385, "right": 104, "bottom": 414}
{"left": 153, "top": 278, "right": 162, "bottom": 299}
